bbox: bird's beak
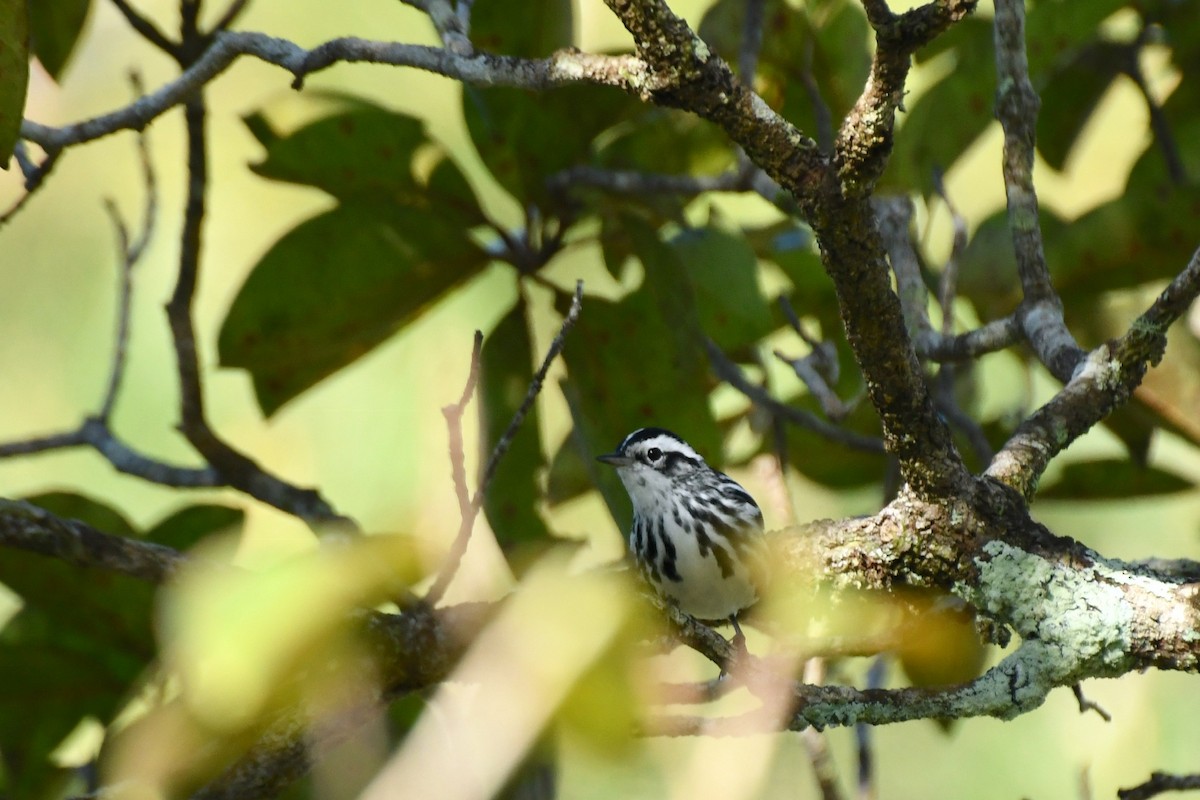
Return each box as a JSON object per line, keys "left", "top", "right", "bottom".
{"left": 596, "top": 453, "right": 633, "bottom": 467}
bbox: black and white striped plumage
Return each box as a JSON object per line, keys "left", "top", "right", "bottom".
{"left": 597, "top": 427, "right": 765, "bottom": 624}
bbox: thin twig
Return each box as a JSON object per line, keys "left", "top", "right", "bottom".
{"left": 427, "top": 283, "right": 585, "bottom": 605}
{"left": 478, "top": 281, "right": 583, "bottom": 489}
{"left": 425, "top": 332, "right": 485, "bottom": 606}
{"left": 0, "top": 147, "right": 61, "bottom": 227}
{"left": 856, "top": 656, "right": 885, "bottom": 800}
{"left": 108, "top": 0, "right": 180, "bottom": 56}
{"left": 705, "top": 339, "right": 886, "bottom": 453}
{"left": 774, "top": 297, "right": 858, "bottom": 421}
{"left": 1118, "top": 773, "right": 1200, "bottom": 800}
{"left": 99, "top": 96, "right": 156, "bottom": 420}
{"left": 800, "top": 658, "right": 845, "bottom": 800}
{"left": 212, "top": 0, "right": 251, "bottom": 33}
{"left": 738, "top": 0, "right": 766, "bottom": 82}
{"left": 799, "top": 35, "right": 835, "bottom": 154}
{"left": 1071, "top": 683, "right": 1112, "bottom": 722}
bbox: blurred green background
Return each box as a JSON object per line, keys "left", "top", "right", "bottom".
{"left": 3, "top": 0, "right": 1200, "bottom": 797}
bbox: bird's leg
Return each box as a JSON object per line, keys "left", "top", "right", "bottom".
{"left": 729, "top": 614, "right": 749, "bottom": 661}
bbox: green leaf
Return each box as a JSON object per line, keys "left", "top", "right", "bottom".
{"left": 23, "top": 491, "right": 137, "bottom": 537}
{"left": 470, "top": 0, "right": 574, "bottom": 57}
{"left": 595, "top": 105, "right": 735, "bottom": 177}
{"left": 1023, "top": 0, "right": 1128, "bottom": 78}
{"left": 1035, "top": 43, "right": 1124, "bottom": 172}
{"left": 218, "top": 202, "right": 489, "bottom": 416}
{"left": 246, "top": 104, "right": 486, "bottom": 225}
{"left": 0, "top": 0, "right": 29, "bottom": 165}
{"left": 29, "top": 0, "right": 91, "bottom": 79}
{"left": 1051, "top": 185, "right": 1200, "bottom": 302}
{"left": 545, "top": 434, "right": 594, "bottom": 507}
{"left": 0, "top": 494, "right": 158, "bottom": 797}
{"left": 699, "top": 0, "right": 870, "bottom": 139}
{"left": 463, "top": 83, "right": 632, "bottom": 207}
{"left": 669, "top": 226, "right": 773, "bottom": 351}
{"left": 558, "top": 218, "right": 720, "bottom": 526}
{"left": 145, "top": 504, "right": 245, "bottom": 552}
{"left": 1038, "top": 459, "right": 1194, "bottom": 500}
{"left": 480, "top": 294, "right": 553, "bottom": 548}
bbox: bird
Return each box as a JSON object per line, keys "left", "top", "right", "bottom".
{"left": 596, "top": 427, "right": 766, "bottom": 647}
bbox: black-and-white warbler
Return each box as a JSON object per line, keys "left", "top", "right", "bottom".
{"left": 597, "top": 427, "right": 766, "bottom": 640}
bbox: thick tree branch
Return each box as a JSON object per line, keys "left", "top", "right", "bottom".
{"left": 987, "top": 245, "right": 1200, "bottom": 499}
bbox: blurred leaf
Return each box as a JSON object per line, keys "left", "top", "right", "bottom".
{"left": 463, "top": 83, "right": 632, "bottom": 207}
{"left": 0, "top": 0, "right": 27, "bottom": 165}
{"left": 595, "top": 106, "right": 734, "bottom": 177}
{"left": 29, "top": 0, "right": 90, "bottom": 79}
{"left": 895, "top": 589, "right": 988, "bottom": 690}
{"left": 219, "top": 202, "right": 488, "bottom": 416}
{"left": 699, "top": 0, "right": 870, "bottom": 140}
{"left": 24, "top": 491, "right": 136, "bottom": 537}
{"left": 1051, "top": 186, "right": 1200, "bottom": 304}
{"left": 480, "top": 294, "right": 553, "bottom": 549}
{"left": 247, "top": 104, "right": 486, "bottom": 225}
{"left": 544, "top": 434, "right": 593, "bottom": 507}
{"left": 0, "top": 494, "right": 156, "bottom": 798}
{"left": 779, "top": 389, "right": 886, "bottom": 488}
{"left": 470, "top": 0, "right": 574, "bottom": 57}
{"left": 145, "top": 504, "right": 245, "bottom": 552}
{"left": 746, "top": 219, "right": 840, "bottom": 326}
{"left": 559, "top": 216, "right": 720, "bottom": 525}
{"left": 1038, "top": 459, "right": 1194, "bottom": 500}
{"left": 1023, "top": 0, "right": 1127, "bottom": 78}
{"left": 161, "top": 535, "right": 425, "bottom": 736}
{"left": 669, "top": 226, "right": 774, "bottom": 351}
{"left": 1099, "top": 404, "right": 1157, "bottom": 467}
{"left": 884, "top": 18, "right": 994, "bottom": 194}
{"left": 956, "top": 208, "right": 1067, "bottom": 320}
{"left": 1035, "top": 43, "right": 1124, "bottom": 172}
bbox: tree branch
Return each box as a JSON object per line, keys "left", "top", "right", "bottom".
{"left": 19, "top": 32, "right": 654, "bottom": 152}
{"left": 992, "top": 0, "right": 1085, "bottom": 382}
{"left": 1119, "top": 772, "right": 1200, "bottom": 800}
{"left": 987, "top": 245, "right": 1200, "bottom": 499}
{"left": 0, "top": 497, "right": 186, "bottom": 581}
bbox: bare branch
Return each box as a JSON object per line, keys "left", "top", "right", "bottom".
{"left": 987, "top": 244, "right": 1200, "bottom": 499}
{"left": 1119, "top": 773, "right": 1200, "bottom": 800}
{"left": 0, "top": 497, "right": 186, "bottom": 582}
{"left": 20, "top": 32, "right": 655, "bottom": 152}
{"left": 99, "top": 102, "right": 156, "bottom": 420}
{"left": 836, "top": 0, "right": 978, "bottom": 192}
{"left": 211, "top": 0, "right": 251, "bottom": 33}
{"left": 479, "top": 281, "right": 583, "bottom": 489}
{"left": 1070, "top": 683, "right": 1111, "bottom": 723}
{"left": 774, "top": 298, "right": 859, "bottom": 422}
{"left": 159, "top": 88, "right": 351, "bottom": 529}
{"left": 704, "top": 339, "right": 886, "bottom": 453}
{"left": 737, "top": 0, "right": 766, "bottom": 82}
{"left": 108, "top": 0, "right": 180, "bottom": 56}
{"left": 428, "top": 284, "right": 584, "bottom": 605}
{"left": 992, "top": 0, "right": 1085, "bottom": 382}
{"left": 426, "top": 331, "right": 485, "bottom": 607}
{"left": 0, "top": 145, "right": 61, "bottom": 226}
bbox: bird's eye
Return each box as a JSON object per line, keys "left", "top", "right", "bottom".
{"left": 646, "top": 447, "right": 663, "bottom": 463}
